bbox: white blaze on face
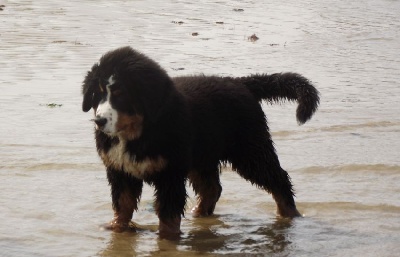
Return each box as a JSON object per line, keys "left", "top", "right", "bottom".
{"left": 95, "top": 75, "right": 118, "bottom": 135}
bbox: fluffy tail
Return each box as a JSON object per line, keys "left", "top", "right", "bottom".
{"left": 238, "top": 72, "right": 320, "bottom": 125}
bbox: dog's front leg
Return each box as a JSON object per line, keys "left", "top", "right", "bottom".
{"left": 153, "top": 173, "right": 186, "bottom": 239}
{"left": 105, "top": 168, "right": 143, "bottom": 232}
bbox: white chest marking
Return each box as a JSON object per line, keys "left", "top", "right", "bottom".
{"left": 101, "top": 139, "right": 167, "bottom": 179}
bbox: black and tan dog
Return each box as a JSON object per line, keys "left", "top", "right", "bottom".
{"left": 81, "top": 46, "right": 319, "bottom": 237}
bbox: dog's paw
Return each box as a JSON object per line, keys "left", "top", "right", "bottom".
{"left": 277, "top": 206, "right": 302, "bottom": 218}
{"left": 191, "top": 206, "right": 206, "bottom": 217}
{"left": 100, "top": 220, "right": 137, "bottom": 233}
{"left": 158, "top": 217, "right": 182, "bottom": 240}
{"left": 191, "top": 204, "right": 215, "bottom": 217}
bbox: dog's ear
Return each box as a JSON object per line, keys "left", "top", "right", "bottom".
{"left": 82, "top": 64, "right": 99, "bottom": 112}
{"left": 82, "top": 89, "right": 93, "bottom": 112}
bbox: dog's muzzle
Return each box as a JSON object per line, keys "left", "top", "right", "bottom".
{"left": 93, "top": 113, "right": 116, "bottom": 135}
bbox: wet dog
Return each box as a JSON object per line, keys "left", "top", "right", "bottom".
{"left": 81, "top": 46, "right": 320, "bottom": 237}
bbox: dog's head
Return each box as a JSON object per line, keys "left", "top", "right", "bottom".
{"left": 82, "top": 46, "right": 173, "bottom": 140}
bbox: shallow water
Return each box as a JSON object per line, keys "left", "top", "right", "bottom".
{"left": 1, "top": 0, "right": 400, "bottom": 256}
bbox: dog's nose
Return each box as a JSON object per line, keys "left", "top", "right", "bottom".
{"left": 94, "top": 117, "right": 107, "bottom": 128}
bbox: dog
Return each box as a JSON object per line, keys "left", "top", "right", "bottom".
{"left": 81, "top": 46, "right": 319, "bottom": 238}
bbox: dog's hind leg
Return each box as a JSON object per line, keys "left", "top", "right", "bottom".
{"left": 105, "top": 168, "right": 143, "bottom": 232}
{"left": 188, "top": 165, "right": 222, "bottom": 217}
{"left": 230, "top": 137, "right": 301, "bottom": 218}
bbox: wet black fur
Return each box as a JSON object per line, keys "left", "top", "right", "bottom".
{"left": 82, "top": 46, "right": 319, "bottom": 222}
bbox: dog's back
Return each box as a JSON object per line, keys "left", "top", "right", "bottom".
{"left": 174, "top": 75, "right": 266, "bottom": 166}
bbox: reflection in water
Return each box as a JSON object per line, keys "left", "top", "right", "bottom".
{"left": 98, "top": 215, "right": 294, "bottom": 256}
{"left": 254, "top": 219, "right": 293, "bottom": 254}
{"left": 99, "top": 233, "right": 139, "bottom": 257}
{"left": 182, "top": 215, "right": 229, "bottom": 254}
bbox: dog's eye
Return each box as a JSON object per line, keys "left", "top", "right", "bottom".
{"left": 112, "top": 89, "right": 122, "bottom": 96}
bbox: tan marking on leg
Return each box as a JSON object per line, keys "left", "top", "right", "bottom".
{"left": 105, "top": 190, "right": 138, "bottom": 232}
{"left": 189, "top": 171, "right": 222, "bottom": 217}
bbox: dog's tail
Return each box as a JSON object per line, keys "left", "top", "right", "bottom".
{"left": 238, "top": 73, "right": 320, "bottom": 125}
